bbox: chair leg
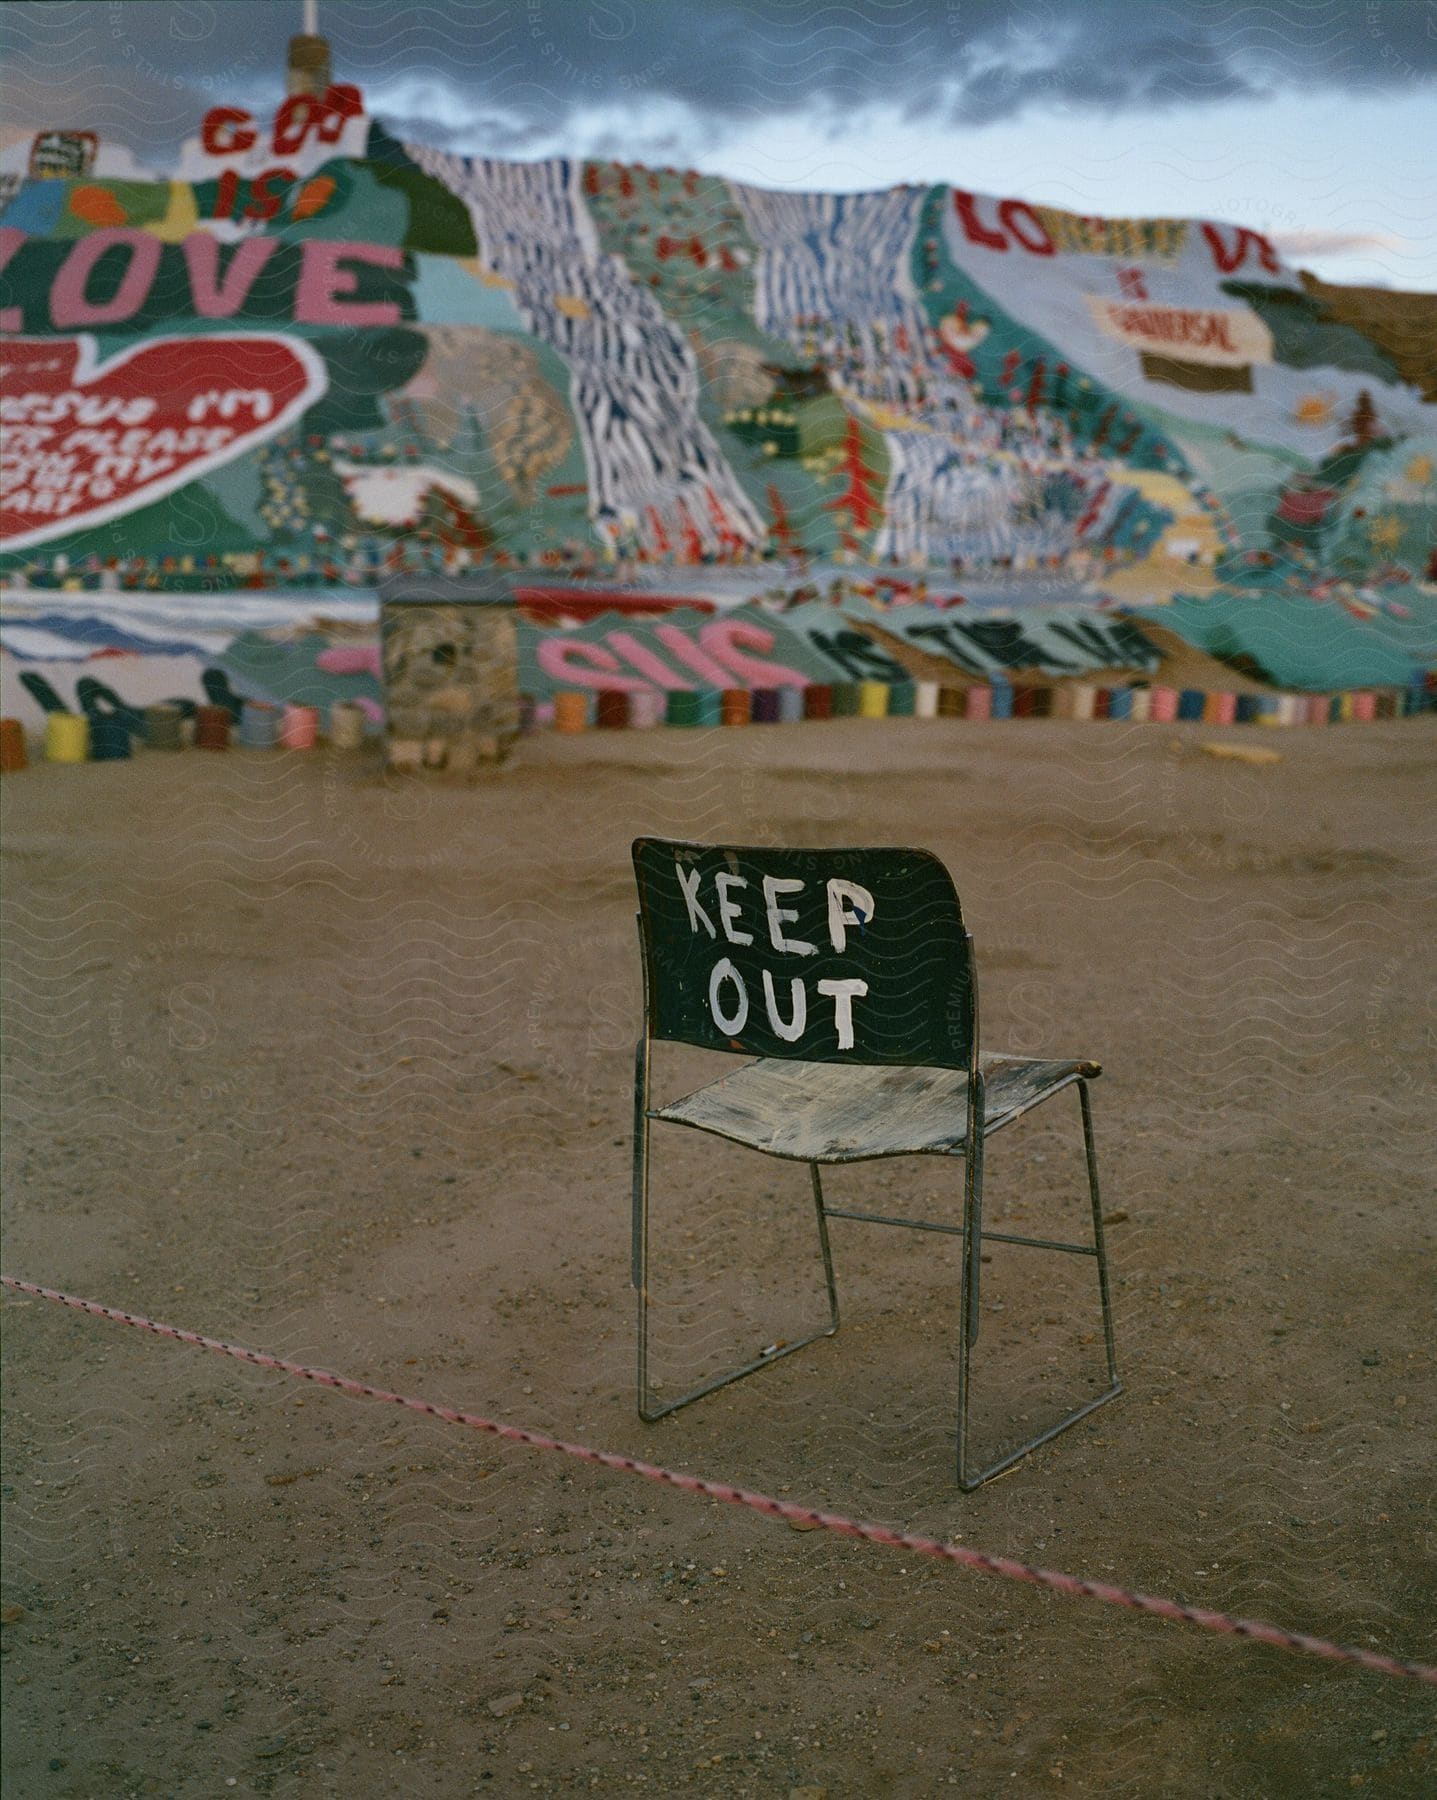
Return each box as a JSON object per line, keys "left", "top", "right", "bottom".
{"left": 956, "top": 1078, "right": 1121, "bottom": 1490}
{"left": 1080, "top": 1079, "right": 1120, "bottom": 1394}
{"left": 635, "top": 1136, "right": 840, "bottom": 1423}
{"left": 955, "top": 1133, "right": 983, "bottom": 1490}
{"left": 632, "top": 1042, "right": 654, "bottom": 1419}
{"left": 810, "top": 1162, "right": 841, "bottom": 1334}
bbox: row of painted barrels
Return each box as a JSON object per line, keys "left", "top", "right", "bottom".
{"left": 530, "top": 677, "right": 1434, "bottom": 734}
{"left": 0, "top": 701, "right": 369, "bottom": 769}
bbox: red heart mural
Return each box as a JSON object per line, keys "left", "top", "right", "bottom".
{"left": 1, "top": 332, "right": 327, "bottom": 551}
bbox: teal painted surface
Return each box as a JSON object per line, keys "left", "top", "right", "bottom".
{"left": 1129, "top": 587, "right": 1437, "bottom": 689}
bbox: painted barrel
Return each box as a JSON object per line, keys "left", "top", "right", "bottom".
{"left": 239, "top": 701, "right": 279, "bottom": 748}
{"left": 1255, "top": 696, "right": 1281, "bottom": 726}
{"left": 964, "top": 685, "right": 992, "bottom": 721}
{"left": 0, "top": 719, "right": 27, "bottom": 771}
{"left": 990, "top": 678, "right": 1013, "bottom": 720}
{"left": 1306, "top": 695, "right": 1329, "bottom": 726}
{"left": 329, "top": 701, "right": 367, "bottom": 749}
{"left": 1176, "top": 688, "right": 1205, "bottom": 722}
{"left": 776, "top": 685, "right": 805, "bottom": 723}
{"left": 720, "top": 688, "right": 752, "bottom": 726}
{"left": 280, "top": 703, "right": 320, "bottom": 749}
{"left": 1091, "top": 687, "right": 1110, "bottom": 720}
{"left": 1350, "top": 690, "right": 1376, "bottom": 722}
{"left": 629, "top": 690, "right": 666, "bottom": 729}
{"left": 1149, "top": 687, "right": 1178, "bottom": 723}
{"left": 46, "top": 712, "right": 90, "bottom": 763}
{"left": 667, "top": 689, "right": 709, "bottom": 727}
{"left": 1374, "top": 692, "right": 1398, "bottom": 721}
{"left": 695, "top": 688, "right": 722, "bottom": 727}
{"left": 1013, "top": 685, "right": 1037, "bottom": 719}
{"left": 1128, "top": 687, "right": 1152, "bottom": 723}
{"left": 858, "top": 681, "right": 890, "bottom": 718}
{"left": 937, "top": 686, "right": 966, "bottom": 718}
{"left": 914, "top": 682, "right": 939, "bottom": 719}
{"left": 1107, "top": 687, "right": 1134, "bottom": 722}
{"left": 194, "top": 704, "right": 231, "bottom": 751}
{"left": 751, "top": 688, "right": 782, "bottom": 724}
{"left": 596, "top": 689, "right": 631, "bottom": 729}
{"left": 144, "top": 704, "right": 184, "bottom": 751}
{"left": 886, "top": 681, "right": 916, "bottom": 718}
{"left": 830, "top": 682, "right": 861, "bottom": 718}
{"left": 554, "top": 690, "right": 591, "bottom": 733}
{"left": 803, "top": 684, "right": 833, "bottom": 721}
{"left": 1234, "top": 693, "right": 1260, "bottom": 724}
{"left": 1329, "top": 695, "right": 1345, "bottom": 723}
{"left": 1210, "top": 692, "right": 1237, "bottom": 725}
{"left": 1069, "top": 683, "right": 1097, "bottom": 721}
{"left": 90, "top": 716, "right": 132, "bottom": 761}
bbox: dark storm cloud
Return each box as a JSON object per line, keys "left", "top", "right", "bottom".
{"left": 1, "top": 0, "right": 1432, "bottom": 159}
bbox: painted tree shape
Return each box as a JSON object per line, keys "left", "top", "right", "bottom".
{"left": 428, "top": 488, "right": 492, "bottom": 556}
{"left": 703, "top": 484, "right": 743, "bottom": 557}
{"left": 1345, "top": 389, "right": 1378, "bottom": 448}
{"left": 766, "top": 483, "right": 801, "bottom": 559}
{"left": 644, "top": 505, "right": 672, "bottom": 556}
{"left": 825, "top": 417, "right": 883, "bottom": 536}
{"left": 674, "top": 497, "right": 704, "bottom": 562}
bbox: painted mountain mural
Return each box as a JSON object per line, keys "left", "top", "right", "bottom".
{"left": 1, "top": 90, "right": 1433, "bottom": 597}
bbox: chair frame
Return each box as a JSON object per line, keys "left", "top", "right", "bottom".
{"left": 631, "top": 881, "right": 1121, "bottom": 1491}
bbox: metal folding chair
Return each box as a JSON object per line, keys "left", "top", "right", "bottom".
{"left": 631, "top": 838, "right": 1120, "bottom": 1490}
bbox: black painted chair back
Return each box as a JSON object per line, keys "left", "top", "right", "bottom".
{"left": 632, "top": 838, "right": 974, "bottom": 1070}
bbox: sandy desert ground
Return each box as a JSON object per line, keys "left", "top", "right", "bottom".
{"left": 2, "top": 715, "right": 1434, "bottom": 1798}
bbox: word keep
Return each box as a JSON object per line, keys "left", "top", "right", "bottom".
{"left": 677, "top": 862, "right": 874, "bottom": 1050}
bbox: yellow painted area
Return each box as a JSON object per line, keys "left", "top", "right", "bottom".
{"left": 150, "top": 182, "right": 200, "bottom": 242}
{"left": 553, "top": 294, "right": 591, "bottom": 320}
{"left": 458, "top": 258, "right": 513, "bottom": 290}
{"left": 1294, "top": 391, "right": 1335, "bottom": 427}
{"left": 1404, "top": 453, "right": 1432, "bottom": 486}
{"left": 859, "top": 401, "right": 931, "bottom": 434}
{"left": 1111, "top": 467, "right": 1198, "bottom": 513}
{"left": 1096, "top": 468, "right": 1224, "bottom": 596}
{"left": 1156, "top": 511, "right": 1224, "bottom": 558}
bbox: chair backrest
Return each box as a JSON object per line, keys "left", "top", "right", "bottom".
{"left": 632, "top": 838, "right": 974, "bottom": 1069}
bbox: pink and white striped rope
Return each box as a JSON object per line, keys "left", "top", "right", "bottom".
{"left": 4, "top": 1273, "right": 1433, "bottom": 1687}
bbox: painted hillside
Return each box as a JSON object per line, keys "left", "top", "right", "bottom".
{"left": 2, "top": 89, "right": 1433, "bottom": 602}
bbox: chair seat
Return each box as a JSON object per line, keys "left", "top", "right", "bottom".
{"left": 652, "top": 1052, "right": 1100, "bottom": 1164}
